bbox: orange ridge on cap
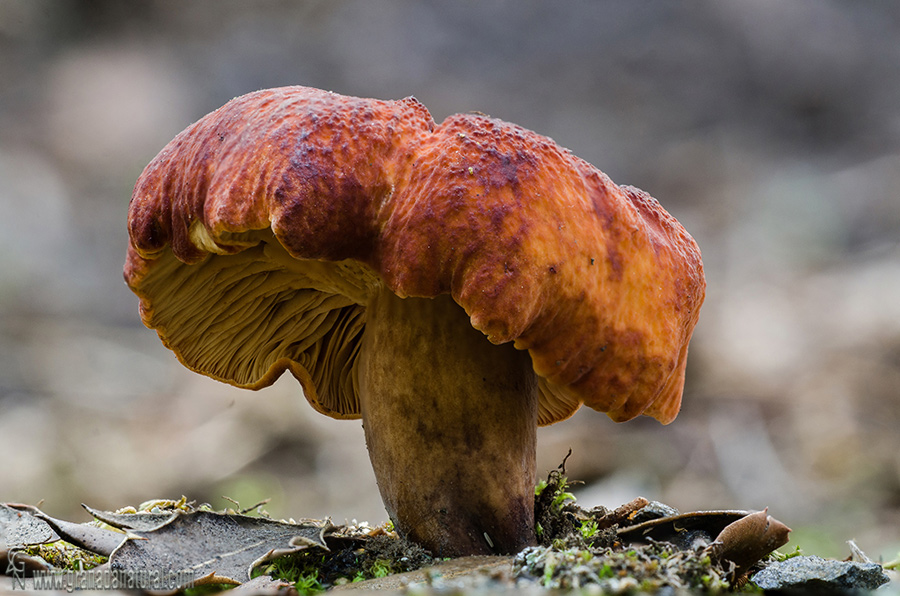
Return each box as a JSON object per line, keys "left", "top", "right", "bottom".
{"left": 125, "top": 85, "right": 705, "bottom": 425}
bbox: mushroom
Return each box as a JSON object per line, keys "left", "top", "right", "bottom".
{"left": 124, "top": 86, "right": 705, "bottom": 557}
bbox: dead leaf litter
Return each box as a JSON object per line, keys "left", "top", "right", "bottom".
{"left": 1, "top": 476, "right": 893, "bottom": 594}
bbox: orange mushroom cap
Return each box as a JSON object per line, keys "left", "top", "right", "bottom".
{"left": 125, "top": 86, "right": 705, "bottom": 426}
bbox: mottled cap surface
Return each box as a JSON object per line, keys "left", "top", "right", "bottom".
{"left": 125, "top": 86, "right": 705, "bottom": 425}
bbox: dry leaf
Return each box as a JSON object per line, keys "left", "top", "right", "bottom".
{"left": 35, "top": 511, "right": 125, "bottom": 557}
{"left": 108, "top": 510, "right": 332, "bottom": 586}
{"left": 229, "top": 574, "right": 299, "bottom": 596}
{"left": 1, "top": 504, "right": 59, "bottom": 550}
{"left": 1, "top": 504, "right": 59, "bottom": 576}
{"left": 617, "top": 509, "right": 752, "bottom": 549}
{"left": 83, "top": 504, "right": 179, "bottom": 533}
{"left": 711, "top": 508, "right": 791, "bottom": 579}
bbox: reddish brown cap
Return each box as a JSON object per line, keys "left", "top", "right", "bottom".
{"left": 125, "top": 86, "right": 705, "bottom": 425}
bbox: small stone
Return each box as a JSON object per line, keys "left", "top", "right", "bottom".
{"left": 752, "top": 555, "right": 889, "bottom": 592}
{"left": 628, "top": 501, "right": 680, "bottom": 524}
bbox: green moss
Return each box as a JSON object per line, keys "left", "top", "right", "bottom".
{"left": 369, "top": 558, "right": 396, "bottom": 578}
{"left": 254, "top": 552, "right": 326, "bottom": 595}
{"left": 579, "top": 519, "right": 599, "bottom": 540}
{"left": 515, "top": 541, "right": 730, "bottom": 592}
{"left": 771, "top": 545, "right": 804, "bottom": 561}
{"left": 182, "top": 583, "right": 237, "bottom": 596}
{"left": 252, "top": 533, "right": 430, "bottom": 592}
{"left": 24, "top": 541, "right": 107, "bottom": 571}
{"left": 533, "top": 459, "right": 591, "bottom": 549}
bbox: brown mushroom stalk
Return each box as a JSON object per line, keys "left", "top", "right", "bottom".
{"left": 360, "top": 291, "right": 538, "bottom": 556}
{"left": 124, "top": 86, "right": 706, "bottom": 559}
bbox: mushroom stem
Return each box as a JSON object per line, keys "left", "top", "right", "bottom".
{"left": 359, "top": 290, "right": 538, "bottom": 557}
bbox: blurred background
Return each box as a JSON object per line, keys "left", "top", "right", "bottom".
{"left": 1, "top": 0, "right": 899, "bottom": 562}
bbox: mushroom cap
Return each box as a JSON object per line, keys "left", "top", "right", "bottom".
{"left": 125, "top": 86, "right": 705, "bottom": 425}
